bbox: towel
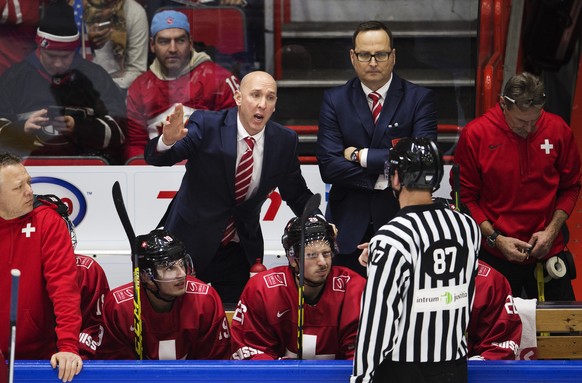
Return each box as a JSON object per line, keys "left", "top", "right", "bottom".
{"left": 513, "top": 297, "right": 537, "bottom": 360}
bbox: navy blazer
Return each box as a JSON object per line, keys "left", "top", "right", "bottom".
{"left": 316, "top": 73, "right": 437, "bottom": 253}
{"left": 145, "top": 107, "right": 314, "bottom": 273}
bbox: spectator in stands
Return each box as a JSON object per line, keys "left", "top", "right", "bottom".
{"left": 316, "top": 20, "right": 437, "bottom": 278}
{"left": 0, "top": 1, "right": 126, "bottom": 164}
{"left": 98, "top": 229, "right": 231, "bottom": 360}
{"left": 0, "top": 0, "right": 48, "bottom": 76}
{"left": 124, "top": 9, "right": 239, "bottom": 161}
{"left": 0, "top": 152, "right": 83, "bottom": 382}
{"left": 453, "top": 72, "right": 581, "bottom": 300}
{"left": 230, "top": 214, "right": 365, "bottom": 360}
{"left": 144, "top": 71, "right": 316, "bottom": 305}
{"left": 73, "top": 0, "right": 149, "bottom": 91}
{"left": 140, "top": 0, "right": 264, "bottom": 73}
{"left": 468, "top": 260, "right": 522, "bottom": 360}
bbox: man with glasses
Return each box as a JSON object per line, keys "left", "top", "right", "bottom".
{"left": 453, "top": 71, "right": 581, "bottom": 300}
{"left": 316, "top": 20, "right": 437, "bottom": 277}
{"left": 230, "top": 214, "right": 365, "bottom": 360}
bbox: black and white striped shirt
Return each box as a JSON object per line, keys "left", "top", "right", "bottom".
{"left": 351, "top": 203, "right": 480, "bottom": 383}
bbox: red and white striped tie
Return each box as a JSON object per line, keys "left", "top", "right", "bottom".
{"left": 221, "top": 137, "right": 255, "bottom": 245}
{"left": 369, "top": 91, "right": 382, "bottom": 124}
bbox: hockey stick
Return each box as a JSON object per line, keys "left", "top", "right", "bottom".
{"left": 111, "top": 181, "right": 143, "bottom": 360}
{"left": 452, "top": 163, "right": 461, "bottom": 213}
{"left": 8, "top": 269, "right": 20, "bottom": 383}
{"left": 297, "top": 193, "right": 321, "bottom": 360}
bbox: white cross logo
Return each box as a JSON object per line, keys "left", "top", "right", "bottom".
{"left": 21, "top": 223, "right": 36, "bottom": 238}
{"left": 540, "top": 139, "right": 554, "bottom": 154}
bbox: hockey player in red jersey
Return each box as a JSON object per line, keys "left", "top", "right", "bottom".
{"left": 467, "top": 260, "right": 522, "bottom": 360}
{"left": 98, "top": 229, "right": 231, "bottom": 360}
{"left": 32, "top": 193, "right": 111, "bottom": 360}
{"left": 230, "top": 214, "right": 365, "bottom": 360}
{"left": 75, "top": 254, "right": 110, "bottom": 359}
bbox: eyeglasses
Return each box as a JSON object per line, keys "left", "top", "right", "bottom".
{"left": 503, "top": 94, "right": 546, "bottom": 109}
{"left": 354, "top": 51, "right": 393, "bottom": 62}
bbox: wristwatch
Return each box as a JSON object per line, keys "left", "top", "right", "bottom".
{"left": 486, "top": 230, "right": 501, "bottom": 248}
{"left": 350, "top": 148, "right": 360, "bottom": 163}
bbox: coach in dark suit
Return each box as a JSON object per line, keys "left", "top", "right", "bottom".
{"left": 316, "top": 21, "right": 437, "bottom": 277}
{"left": 145, "top": 71, "right": 315, "bottom": 304}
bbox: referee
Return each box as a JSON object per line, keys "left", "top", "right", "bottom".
{"left": 351, "top": 138, "right": 480, "bottom": 383}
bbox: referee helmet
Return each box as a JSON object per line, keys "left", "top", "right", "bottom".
{"left": 386, "top": 137, "right": 444, "bottom": 192}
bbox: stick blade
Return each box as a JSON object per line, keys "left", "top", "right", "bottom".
{"left": 301, "top": 193, "right": 321, "bottom": 224}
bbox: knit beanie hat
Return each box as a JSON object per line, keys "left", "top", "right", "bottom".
{"left": 36, "top": 1, "right": 80, "bottom": 51}
{"left": 150, "top": 10, "right": 190, "bottom": 38}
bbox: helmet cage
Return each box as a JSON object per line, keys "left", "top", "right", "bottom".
{"left": 385, "top": 137, "right": 444, "bottom": 192}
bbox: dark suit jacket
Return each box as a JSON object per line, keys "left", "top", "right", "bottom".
{"left": 316, "top": 73, "right": 437, "bottom": 253}
{"left": 145, "top": 107, "right": 314, "bottom": 274}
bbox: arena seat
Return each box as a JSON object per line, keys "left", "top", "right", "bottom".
{"left": 165, "top": 6, "right": 247, "bottom": 55}
{"left": 22, "top": 156, "right": 109, "bottom": 166}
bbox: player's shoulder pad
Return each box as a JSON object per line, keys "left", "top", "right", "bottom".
{"left": 112, "top": 286, "right": 134, "bottom": 304}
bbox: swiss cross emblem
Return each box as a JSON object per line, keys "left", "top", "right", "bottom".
{"left": 540, "top": 139, "right": 553, "bottom": 154}
{"left": 21, "top": 223, "right": 36, "bottom": 238}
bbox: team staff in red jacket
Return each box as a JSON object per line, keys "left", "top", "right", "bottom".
{"left": 454, "top": 72, "right": 581, "bottom": 300}
{"left": 0, "top": 152, "right": 82, "bottom": 382}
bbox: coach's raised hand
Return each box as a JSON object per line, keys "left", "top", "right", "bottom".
{"left": 161, "top": 103, "right": 187, "bottom": 146}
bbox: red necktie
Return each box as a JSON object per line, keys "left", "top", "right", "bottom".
{"left": 369, "top": 91, "right": 382, "bottom": 124}
{"left": 221, "top": 137, "right": 255, "bottom": 245}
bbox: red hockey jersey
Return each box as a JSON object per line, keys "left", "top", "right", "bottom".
{"left": 231, "top": 265, "right": 365, "bottom": 360}
{"left": 467, "top": 261, "right": 522, "bottom": 360}
{"left": 76, "top": 254, "right": 110, "bottom": 359}
{"left": 99, "top": 276, "right": 231, "bottom": 360}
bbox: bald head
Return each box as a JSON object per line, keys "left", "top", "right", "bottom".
{"left": 234, "top": 71, "right": 278, "bottom": 136}
{"left": 239, "top": 71, "right": 277, "bottom": 93}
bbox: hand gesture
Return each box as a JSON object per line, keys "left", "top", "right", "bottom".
{"left": 50, "top": 351, "right": 83, "bottom": 382}
{"left": 161, "top": 103, "right": 188, "bottom": 146}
